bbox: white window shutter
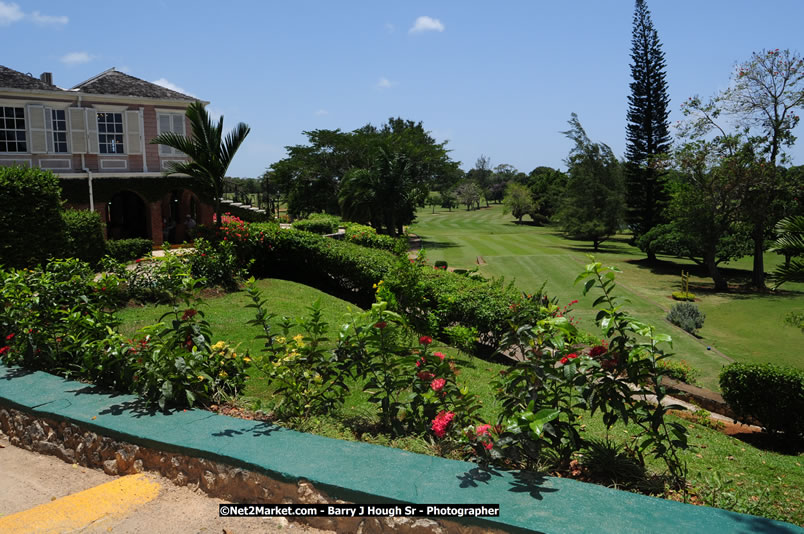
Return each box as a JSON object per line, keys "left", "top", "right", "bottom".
{"left": 124, "top": 110, "right": 142, "bottom": 155}
{"left": 45, "top": 108, "right": 54, "bottom": 153}
{"left": 68, "top": 108, "right": 87, "bottom": 153}
{"left": 86, "top": 109, "right": 99, "bottom": 154}
{"left": 26, "top": 104, "right": 47, "bottom": 154}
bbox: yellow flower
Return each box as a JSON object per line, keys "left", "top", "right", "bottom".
{"left": 213, "top": 341, "right": 226, "bottom": 350}
{"left": 243, "top": 356, "right": 251, "bottom": 362}
{"left": 313, "top": 374, "right": 323, "bottom": 384}
{"left": 275, "top": 337, "right": 286, "bottom": 345}
{"left": 219, "top": 370, "right": 228, "bottom": 378}
{"left": 197, "top": 375, "right": 205, "bottom": 381}
{"left": 293, "top": 334, "right": 304, "bottom": 344}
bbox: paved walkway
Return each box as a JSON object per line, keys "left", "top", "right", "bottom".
{"left": 0, "top": 437, "right": 329, "bottom": 533}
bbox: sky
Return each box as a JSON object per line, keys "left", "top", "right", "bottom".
{"left": 4, "top": 0, "right": 804, "bottom": 178}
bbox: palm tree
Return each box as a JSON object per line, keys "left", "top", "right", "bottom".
{"left": 770, "top": 216, "right": 804, "bottom": 288}
{"left": 150, "top": 101, "right": 250, "bottom": 229}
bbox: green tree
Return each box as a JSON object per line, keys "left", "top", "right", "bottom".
{"left": 643, "top": 135, "right": 755, "bottom": 290}
{"left": 528, "top": 166, "right": 568, "bottom": 223}
{"left": 426, "top": 191, "right": 442, "bottom": 214}
{"left": 151, "top": 101, "right": 250, "bottom": 229}
{"left": 624, "top": 0, "right": 672, "bottom": 256}
{"left": 721, "top": 49, "right": 804, "bottom": 288}
{"left": 502, "top": 182, "right": 534, "bottom": 223}
{"left": 557, "top": 114, "right": 625, "bottom": 251}
{"left": 455, "top": 181, "right": 482, "bottom": 211}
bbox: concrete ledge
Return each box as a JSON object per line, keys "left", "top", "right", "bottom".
{"left": 0, "top": 365, "right": 801, "bottom": 534}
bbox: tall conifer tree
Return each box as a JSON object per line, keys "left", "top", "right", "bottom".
{"left": 625, "top": 0, "right": 671, "bottom": 260}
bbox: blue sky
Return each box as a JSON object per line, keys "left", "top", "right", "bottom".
{"left": 5, "top": 0, "right": 804, "bottom": 177}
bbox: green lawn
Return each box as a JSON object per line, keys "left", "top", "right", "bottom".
{"left": 409, "top": 204, "right": 804, "bottom": 390}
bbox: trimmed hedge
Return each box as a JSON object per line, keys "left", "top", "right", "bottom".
{"left": 107, "top": 238, "right": 154, "bottom": 263}
{"left": 719, "top": 363, "right": 804, "bottom": 441}
{"left": 62, "top": 209, "right": 107, "bottom": 266}
{"left": 0, "top": 166, "right": 65, "bottom": 268}
{"left": 343, "top": 223, "right": 406, "bottom": 252}
{"left": 292, "top": 213, "right": 341, "bottom": 234}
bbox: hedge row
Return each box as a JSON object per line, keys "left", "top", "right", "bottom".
{"left": 720, "top": 363, "right": 803, "bottom": 441}
{"left": 219, "top": 217, "right": 524, "bottom": 347}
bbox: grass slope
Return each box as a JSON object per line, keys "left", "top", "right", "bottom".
{"left": 410, "top": 205, "right": 804, "bottom": 390}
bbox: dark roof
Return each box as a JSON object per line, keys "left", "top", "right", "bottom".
{"left": 0, "top": 65, "right": 62, "bottom": 92}
{"left": 71, "top": 69, "right": 195, "bottom": 101}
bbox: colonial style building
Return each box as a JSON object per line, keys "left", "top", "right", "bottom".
{"left": 0, "top": 65, "right": 214, "bottom": 245}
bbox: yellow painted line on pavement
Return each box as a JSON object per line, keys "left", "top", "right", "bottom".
{"left": 0, "top": 473, "right": 160, "bottom": 533}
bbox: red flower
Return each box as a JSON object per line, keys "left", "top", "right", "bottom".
{"left": 483, "top": 441, "right": 493, "bottom": 450}
{"left": 569, "top": 299, "right": 579, "bottom": 305}
{"left": 415, "top": 357, "right": 426, "bottom": 368}
{"left": 182, "top": 309, "right": 198, "bottom": 321}
{"left": 431, "top": 411, "right": 455, "bottom": 438}
{"left": 417, "top": 371, "right": 435, "bottom": 381}
{"left": 419, "top": 336, "right": 432, "bottom": 345}
{"left": 568, "top": 353, "right": 578, "bottom": 359}
{"left": 430, "top": 378, "right": 446, "bottom": 392}
{"left": 0, "top": 346, "right": 9, "bottom": 355}
{"left": 560, "top": 356, "right": 569, "bottom": 365}
{"left": 373, "top": 321, "right": 387, "bottom": 329}
{"left": 433, "top": 351, "right": 445, "bottom": 360}
{"left": 5, "top": 333, "right": 14, "bottom": 341}
{"left": 588, "top": 345, "right": 607, "bottom": 357}
{"left": 135, "top": 258, "right": 142, "bottom": 263}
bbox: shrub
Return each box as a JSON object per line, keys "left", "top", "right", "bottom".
{"left": 671, "top": 291, "right": 696, "bottom": 301}
{"left": 107, "top": 238, "right": 153, "bottom": 263}
{"left": 343, "top": 223, "right": 406, "bottom": 252}
{"left": 0, "top": 166, "right": 65, "bottom": 268}
{"left": 292, "top": 214, "right": 341, "bottom": 234}
{"left": 666, "top": 302, "right": 705, "bottom": 334}
{"left": 434, "top": 260, "right": 448, "bottom": 270}
{"left": 189, "top": 238, "right": 247, "bottom": 292}
{"left": 657, "top": 358, "right": 699, "bottom": 385}
{"left": 62, "top": 209, "right": 107, "bottom": 265}
{"left": 719, "top": 363, "right": 804, "bottom": 440}
{"left": 0, "top": 259, "right": 249, "bottom": 410}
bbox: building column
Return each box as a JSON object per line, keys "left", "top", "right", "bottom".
{"left": 149, "top": 201, "right": 163, "bottom": 247}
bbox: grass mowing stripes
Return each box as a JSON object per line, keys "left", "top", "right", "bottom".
{"left": 410, "top": 204, "right": 804, "bottom": 390}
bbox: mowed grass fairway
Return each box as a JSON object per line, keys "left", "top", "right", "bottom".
{"left": 410, "top": 204, "right": 804, "bottom": 390}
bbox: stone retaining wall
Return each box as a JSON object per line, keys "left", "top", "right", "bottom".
{"left": 0, "top": 405, "right": 502, "bottom": 534}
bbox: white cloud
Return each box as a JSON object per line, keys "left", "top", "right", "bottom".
{"left": 30, "top": 10, "right": 68, "bottom": 25}
{"left": 409, "top": 16, "right": 444, "bottom": 34}
{"left": 152, "top": 78, "right": 196, "bottom": 97}
{"left": 0, "top": 2, "right": 23, "bottom": 26}
{"left": 314, "top": 109, "right": 329, "bottom": 116}
{"left": 60, "top": 52, "right": 93, "bottom": 65}
{"left": 376, "top": 77, "right": 396, "bottom": 89}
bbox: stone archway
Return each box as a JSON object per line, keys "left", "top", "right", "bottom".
{"left": 106, "top": 190, "right": 149, "bottom": 240}
{"left": 160, "top": 189, "right": 201, "bottom": 243}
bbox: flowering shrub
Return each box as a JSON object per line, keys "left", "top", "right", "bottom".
{"left": 189, "top": 238, "right": 248, "bottom": 291}
{"left": 246, "top": 280, "right": 348, "bottom": 420}
{"left": 0, "top": 260, "right": 248, "bottom": 410}
{"left": 491, "top": 261, "right": 688, "bottom": 486}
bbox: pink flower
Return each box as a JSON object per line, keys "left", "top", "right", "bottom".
{"left": 433, "top": 351, "right": 445, "bottom": 360}
{"left": 483, "top": 441, "right": 493, "bottom": 450}
{"left": 431, "top": 411, "right": 455, "bottom": 438}
{"left": 476, "top": 424, "right": 492, "bottom": 437}
{"left": 419, "top": 336, "right": 432, "bottom": 345}
{"left": 430, "top": 378, "right": 446, "bottom": 392}
{"left": 0, "top": 346, "right": 9, "bottom": 355}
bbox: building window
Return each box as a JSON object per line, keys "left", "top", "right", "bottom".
{"left": 0, "top": 107, "right": 27, "bottom": 153}
{"left": 97, "top": 112, "right": 124, "bottom": 154}
{"left": 157, "top": 112, "right": 186, "bottom": 156}
{"left": 51, "top": 109, "right": 68, "bottom": 153}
